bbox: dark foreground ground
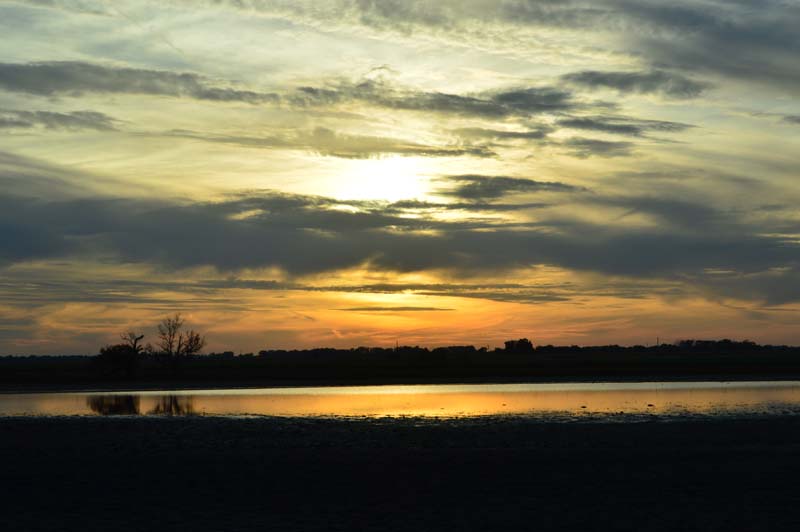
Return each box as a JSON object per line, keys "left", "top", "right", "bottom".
{"left": 4, "top": 415, "right": 800, "bottom": 531}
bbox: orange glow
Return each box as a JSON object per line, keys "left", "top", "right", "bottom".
{"left": 3, "top": 382, "right": 800, "bottom": 417}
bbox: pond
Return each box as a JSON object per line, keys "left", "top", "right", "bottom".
{"left": 3, "top": 381, "right": 800, "bottom": 418}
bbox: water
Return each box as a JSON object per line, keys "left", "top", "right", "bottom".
{"left": 3, "top": 381, "right": 800, "bottom": 418}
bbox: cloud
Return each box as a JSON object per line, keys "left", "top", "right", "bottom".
{"left": 453, "top": 117, "right": 691, "bottom": 143}
{"left": 0, "top": 275, "right": 572, "bottom": 310}
{"left": 0, "top": 62, "right": 582, "bottom": 124}
{"left": 0, "top": 150, "right": 98, "bottom": 198}
{"left": 692, "top": 267, "right": 800, "bottom": 307}
{"left": 337, "top": 306, "right": 454, "bottom": 312}
{"left": 0, "top": 117, "right": 31, "bottom": 129}
{"left": 562, "top": 70, "right": 710, "bottom": 98}
{"left": 557, "top": 116, "right": 692, "bottom": 137}
{"left": 590, "top": 195, "right": 721, "bottom": 231}
{"left": 615, "top": 0, "right": 800, "bottom": 91}
{"left": 0, "top": 109, "right": 118, "bottom": 131}
{"left": 166, "top": 127, "right": 494, "bottom": 159}
{"left": 489, "top": 87, "right": 578, "bottom": 114}
{"left": 237, "top": 1, "right": 800, "bottom": 93}
{"left": 0, "top": 61, "right": 278, "bottom": 103}
{"left": 388, "top": 199, "right": 549, "bottom": 212}
{"left": 0, "top": 64, "right": 583, "bottom": 126}
{"left": 10, "top": 0, "right": 110, "bottom": 15}
{"left": 417, "top": 290, "right": 571, "bottom": 304}
{"left": 206, "top": 0, "right": 608, "bottom": 34}
{"left": 6, "top": 186, "right": 792, "bottom": 275}
{"left": 561, "top": 137, "right": 634, "bottom": 158}
{"left": 436, "top": 174, "right": 583, "bottom": 201}
{"left": 2, "top": 186, "right": 800, "bottom": 304}
{"left": 453, "top": 127, "right": 552, "bottom": 141}
{"left": 782, "top": 115, "right": 800, "bottom": 125}
{"left": 292, "top": 79, "right": 580, "bottom": 118}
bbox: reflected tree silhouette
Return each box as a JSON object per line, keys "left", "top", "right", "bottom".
{"left": 149, "top": 395, "right": 195, "bottom": 416}
{"left": 87, "top": 395, "right": 141, "bottom": 415}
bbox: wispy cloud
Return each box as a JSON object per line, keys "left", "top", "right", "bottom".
{"left": 436, "top": 175, "right": 583, "bottom": 201}
{"left": 165, "top": 127, "right": 494, "bottom": 159}
{"left": 556, "top": 115, "right": 692, "bottom": 137}
{"left": 562, "top": 70, "right": 710, "bottom": 98}
{"left": 0, "top": 109, "right": 118, "bottom": 130}
{"left": 0, "top": 61, "right": 278, "bottom": 103}
{"left": 561, "top": 137, "right": 635, "bottom": 158}
{"left": 337, "top": 306, "right": 454, "bottom": 312}
{"left": 291, "top": 79, "right": 582, "bottom": 118}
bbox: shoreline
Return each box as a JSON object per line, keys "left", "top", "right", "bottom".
{"left": 4, "top": 373, "right": 800, "bottom": 394}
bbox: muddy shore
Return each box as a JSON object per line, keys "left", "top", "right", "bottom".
{"left": 4, "top": 414, "right": 800, "bottom": 531}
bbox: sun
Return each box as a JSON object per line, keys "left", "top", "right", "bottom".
{"left": 334, "top": 157, "right": 429, "bottom": 202}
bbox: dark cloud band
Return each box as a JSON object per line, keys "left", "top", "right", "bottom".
{"left": 437, "top": 175, "right": 583, "bottom": 201}
{"left": 0, "top": 61, "right": 278, "bottom": 103}
{"left": 562, "top": 70, "right": 709, "bottom": 98}
{"left": 0, "top": 109, "right": 118, "bottom": 131}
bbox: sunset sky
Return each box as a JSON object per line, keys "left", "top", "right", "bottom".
{"left": 2, "top": 0, "right": 800, "bottom": 354}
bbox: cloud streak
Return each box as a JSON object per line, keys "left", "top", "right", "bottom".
{"left": 337, "top": 306, "right": 454, "bottom": 312}
{"left": 292, "top": 80, "right": 582, "bottom": 118}
{"left": 436, "top": 175, "right": 583, "bottom": 201}
{"left": 557, "top": 116, "right": 693, "bottom": 137}
{"left": 562, "top": 70, "right": 710, "bottom": 98}
{"left": 0, "top": 61, "right": 278, "bottom": 103}
{"left": 0, "top": 109, "right": 118, "bottom": 130}
{"left": 561, "top": 137, "right": 635, "bottom": 158}
{"left": 166, "top": 127, "right": 494, "bottom": 159}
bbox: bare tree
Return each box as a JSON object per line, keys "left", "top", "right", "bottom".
{"left": 157, "top": 314, "right": 206, "bottom": 357}
{"left": 180, "top": 329, "right": 206, "bottom": 356}
{"left": 120, "top": 331, "right": 145, "bottom": 353}
{"left": 157, "top": 314, "right": 183, "bottom": 356}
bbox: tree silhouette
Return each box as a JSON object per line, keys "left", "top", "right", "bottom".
{"left": 96, "top": 343, "right": 140, "bottom": 378}
{"left": 504, "top": 338, "right": 534, "bottom": 353}
{"left": 157, "top": 314, "right": 206, "bottom": 357}
{"left": 120, "top": 331, "right": 145, "bottom": 353}
{"left": 94, "top": 330, "right": 146, "bottom": 378}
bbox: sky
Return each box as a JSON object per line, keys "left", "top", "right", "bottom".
{"left": 2, "top": 0, "right": 800, "bottom": 354}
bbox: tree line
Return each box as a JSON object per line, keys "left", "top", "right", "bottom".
{"left": 4, "top": 333, "right": 800, "bottom": 387}
{"left": 96, "top": 314, "right": 205, "bottom": 377}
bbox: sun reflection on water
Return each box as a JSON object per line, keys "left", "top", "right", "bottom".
{"left": 3, "top": 382, "right": 800, "bottom": 418}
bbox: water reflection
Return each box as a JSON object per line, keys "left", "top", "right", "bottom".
{"left": 5, "top": 382, "right": 800, "bottom": 418}
{"left": 86, "top": 395, "right": 194, "bottom": 416}
{"left": 87, "top": 395, "right": 140, "bottom": 415}
{"left": 149, "top": 396, "right": 194, "bottom": 416}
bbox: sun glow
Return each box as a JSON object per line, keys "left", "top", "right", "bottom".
{"left": 333, "top": 157, "right": 429, "bottom": 202}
